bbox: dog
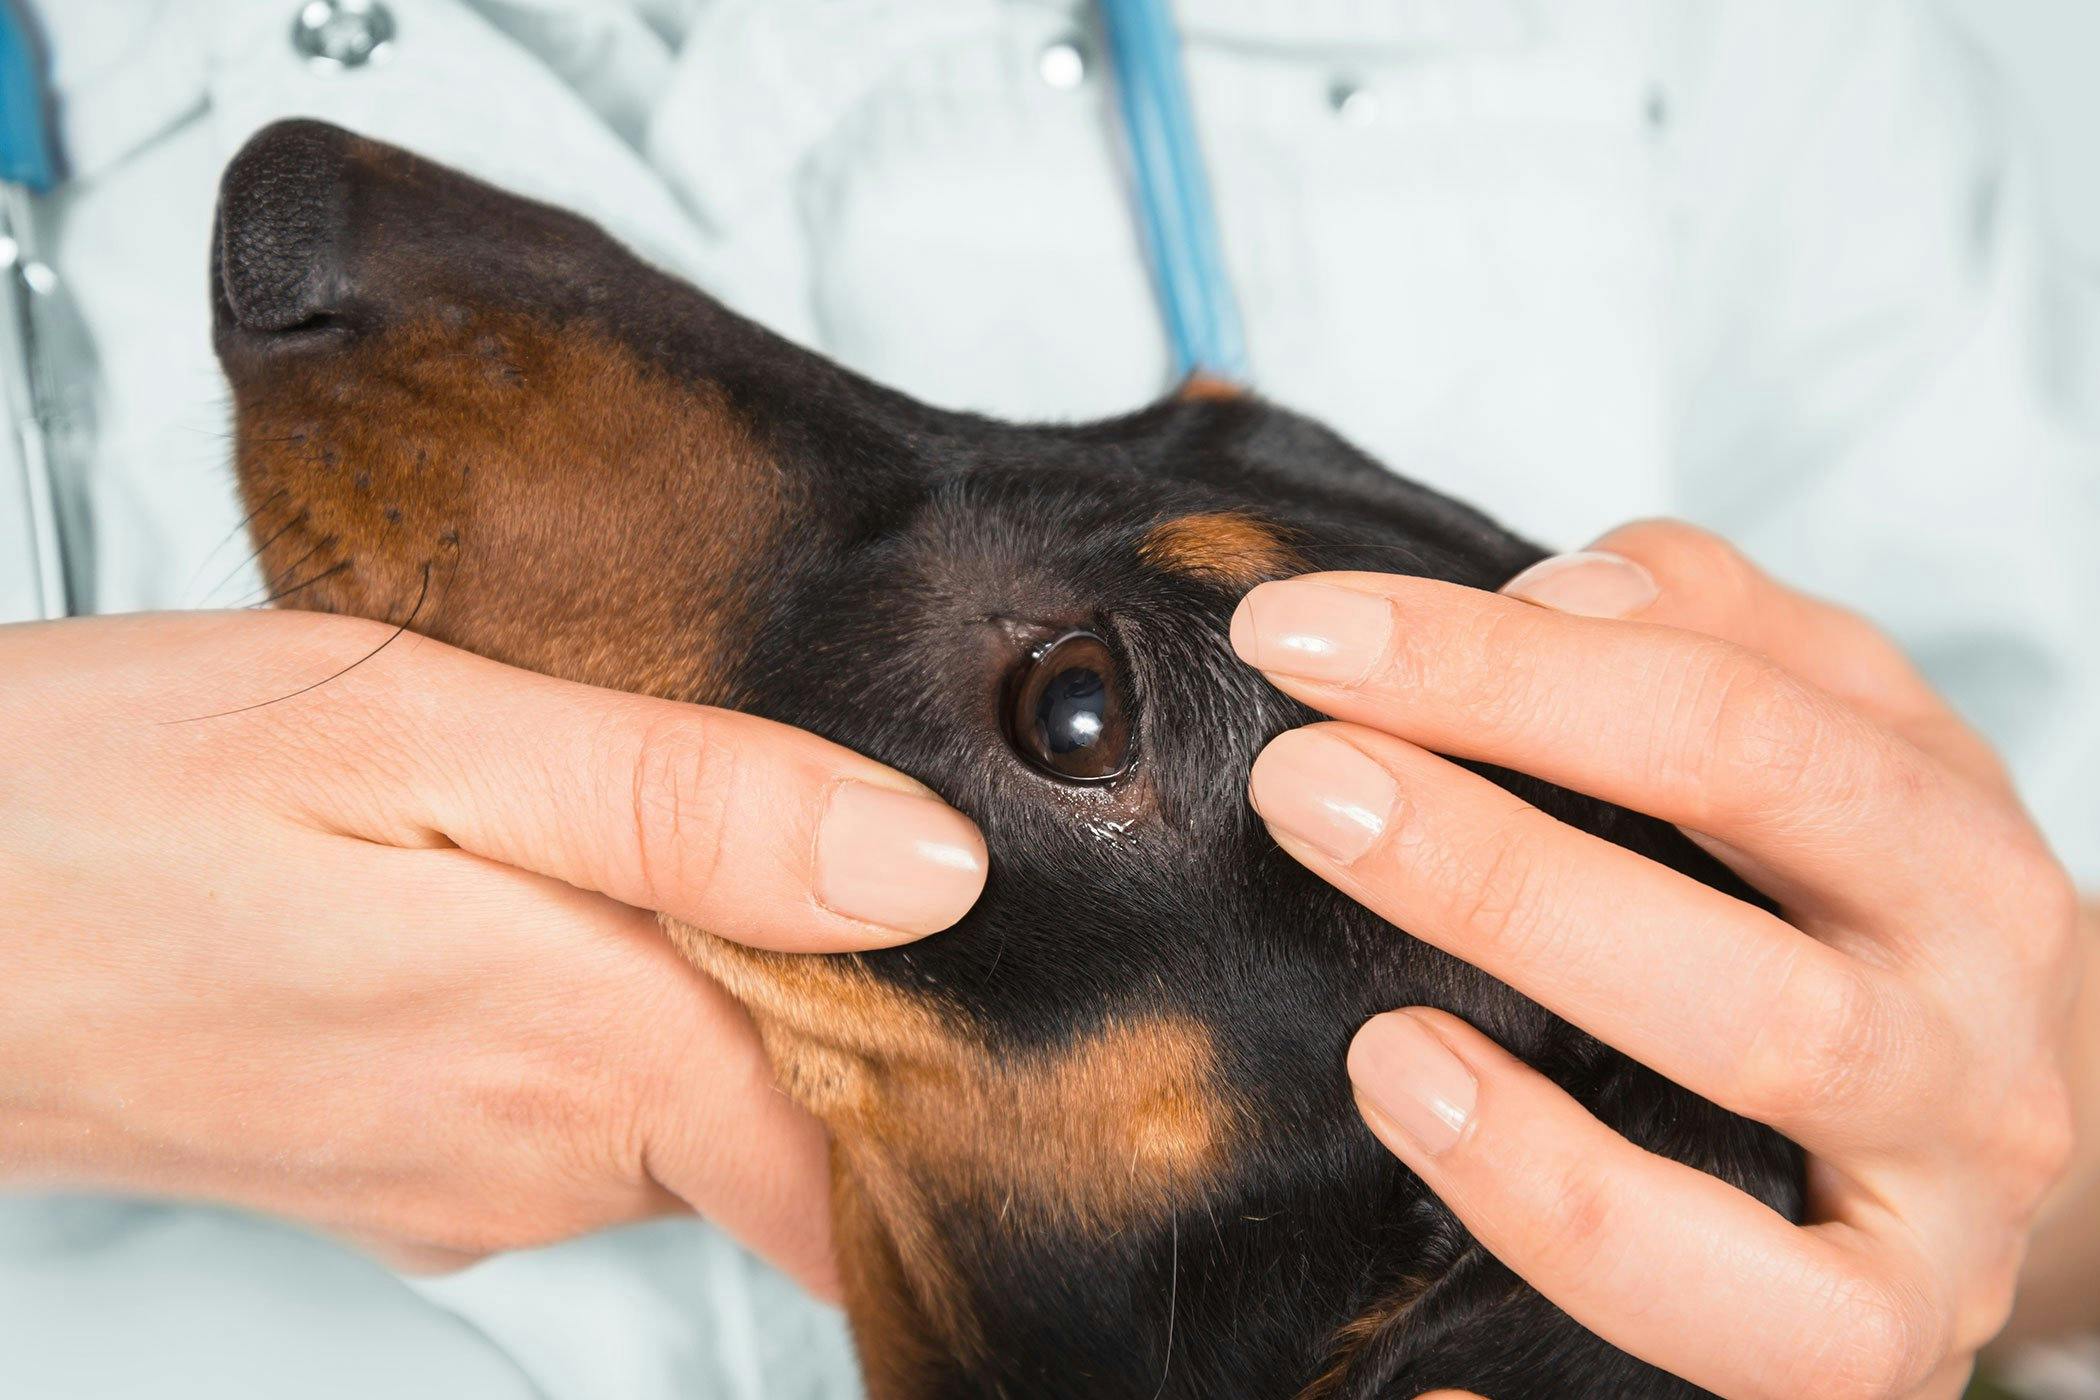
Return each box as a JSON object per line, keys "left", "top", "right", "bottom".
{"left": 210, "top": 120, "right": 1803, "bottom": 1399}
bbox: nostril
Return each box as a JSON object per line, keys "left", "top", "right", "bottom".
{"left": 214, "top": 119, "right": 355, "bottom": 335}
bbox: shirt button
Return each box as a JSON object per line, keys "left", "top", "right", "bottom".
{"left": 1327, "top": 79, "right": 1379, "bottom": 125}
{"left": 1038, "top": 38, "right": 1088, "bottom": 91}
{"left": 292, "top": 0, "right": 397, "bottom": 71}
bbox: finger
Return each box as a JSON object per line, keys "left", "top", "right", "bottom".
{"left": 1506, "top": 520, "right": 2004, "bottom": 788}
{"left": 1249, "top": 724, "right": 1919, "bottom": 1147}
{"left": 192, "top": 610, "right": 986, "bottom": 951}
{"left": 1348, "top": 1009, "right": 1934, "bottom": 1400}
{"left": 1230, "top": 572, "right": 2013, "bottom": 924}
{"left": 368, "top": 845, "right": 837, "bottom": 1292}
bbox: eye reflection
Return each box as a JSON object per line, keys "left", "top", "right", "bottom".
{"left": 1005, "top": 631, "right": 1133, "bottom": 782}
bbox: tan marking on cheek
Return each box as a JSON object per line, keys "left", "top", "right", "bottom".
{"left": 1138, "top": 511, "right": 1298, "bottom": 588}
{"left": 832, "top": 1168, "right": 961, "bottom": 1400}
{"left": 668, "top": 922, "right": 1237, "bottom": 1222}
{"left": 666, "top": 920, "right": 1242, "bottom": 1368}
{"left": 228, "top": 311, "right": 786, "bottom": 705}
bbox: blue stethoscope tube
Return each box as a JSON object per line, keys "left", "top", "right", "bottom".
{"left": 1097, "top": 0, "right": 1249, "bottom": 386}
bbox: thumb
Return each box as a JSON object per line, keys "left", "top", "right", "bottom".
{"left": 220, "top": 612, "right": 987, "bottom": 951}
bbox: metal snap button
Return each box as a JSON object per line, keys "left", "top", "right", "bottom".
{"left": 292, "top": 0, "right": 396, "bottom": 72}
{"left": 1038, "top": 38, "right": 1088, "bottom": 91}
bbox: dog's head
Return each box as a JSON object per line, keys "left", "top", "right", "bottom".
{"left": 213, "top": 120, "right": 1798, "bottom": 1399}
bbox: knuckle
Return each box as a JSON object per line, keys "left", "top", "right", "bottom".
{"left": 622, "top": 709, "right": 735, "bottom": 912}
{"left": 1603, "top": 518, "right": 1742, "bottom": 582}
{"left": 1394, "top": 604, "right": 1547, "bottom": 734}
{"left": 2019, "top": 844, "right": 2082, "bottom": 954}
{"left": 1604, "top": 519, "right": 1767, "bottom": 623}
{"left": 1965, "top": 825, "right": 2078, "bottom": 976}
{"left": 1690, "top": 651, "right": 1828, "bottom": 827}
{"left": 1737, "top": 958, "right": 1896, "bottom": 1126}
{"left": 1810, "top": 1271, "right": 1938, "bottom": 1400}
{"left": 1439, "top": 806, "right": 1562, "bottom": 963}
{"left": 1526, "top": 1161, "right": 1624, "bottom": 1283}
{"left": 2003, "top": 1077, "right": 2078, "bottom": 1203}
{"left": 1955, "top": 1254, "right": 2023, "bottom": 1352}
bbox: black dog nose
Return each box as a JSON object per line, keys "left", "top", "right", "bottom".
{"left": 214, "top": 120, "right": 355, "bottom": 334}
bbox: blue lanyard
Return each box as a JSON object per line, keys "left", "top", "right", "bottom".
{"left": 1097, "top": 0, "right": 1248, "bottom": 385}
{"left": 0, "top": 0, "right": 60, "bottom": 192}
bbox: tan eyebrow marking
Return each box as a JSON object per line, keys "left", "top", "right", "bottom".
{"left": 1139, "top": 511, "right": 1299, "bottom": 587}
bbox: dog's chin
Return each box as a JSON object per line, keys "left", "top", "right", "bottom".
{"left": 661, "top": 920, "right": 901, "bottom": 1072}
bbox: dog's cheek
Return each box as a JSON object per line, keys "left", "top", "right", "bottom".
{"left": 665, "top": 919, "right": 1244, "bottom": 1375}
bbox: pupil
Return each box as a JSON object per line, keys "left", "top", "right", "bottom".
{"left": 1037, "top": 667, "right": 1107, "bottom": 755}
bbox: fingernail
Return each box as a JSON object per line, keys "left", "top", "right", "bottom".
{"left": 1501, "top": 551, "right": 1658, "bottom": 619}
{"left": 1230, "top": 581, "right": 1394, "bottom": 685}
{"left": 814, "top": 781, "right": 988, "bottom": 936}
{"left": 1247, "top": 728, "right": 1398, "bottom": 864}
{"left": 1348, "top": 1013, "right": 1475, "bottom": 1156}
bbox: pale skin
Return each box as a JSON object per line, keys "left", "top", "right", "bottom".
{"left": 0, "top": 608, "right": 987, "bottom": 1293}
{"left": 1233, "top": 521, "right": 2095, "bottom": 1399}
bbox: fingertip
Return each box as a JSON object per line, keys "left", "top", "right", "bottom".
{"left": 1248, "top": 725, "right": 1400, "bottom": 866}
{"left": 811, "top": 780, "right": 988, "bottom": 943}
{"left": 1346, "top": 1011, "right": 1477, "bottom": 1157}
{"left": 1578, "top": 519, "right": 1753, "bottom": 617}
{"left": 1225, "top": 577, "right": 1395, "bottom": 686}
{"left": 1228, "top": 588, "right": 1261, "bottom": 666}
{"left": 1500, "top": 550, "right": 1659, "bottom": 619}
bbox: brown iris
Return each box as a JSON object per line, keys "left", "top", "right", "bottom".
{"left": 1004, "top": 631, "right": 1134, "bottom": 782}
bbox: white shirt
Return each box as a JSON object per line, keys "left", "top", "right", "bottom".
{"left": 3, "top": 2, "right": 2096, "bottom": 1397}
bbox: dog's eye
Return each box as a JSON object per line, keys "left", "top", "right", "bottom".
{"left": 1005, "top": 631, "right": 1133, "bottom": 783}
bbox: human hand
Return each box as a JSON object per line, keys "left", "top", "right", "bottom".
{"left": 0, "top": 610, "right": 986, "bottom": 1294}
{"left": 1231, "top": 521, "right": 2082, "bottom": 1398}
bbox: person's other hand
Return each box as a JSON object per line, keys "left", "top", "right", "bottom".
{"left": 0, "top": 610, "right": 987, "bottom": 1295}
{"left": 1231, "top": 521, "right": 2082, "bottom": 1399}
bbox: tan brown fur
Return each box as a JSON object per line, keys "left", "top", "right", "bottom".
{"left": 670, "top": 922, "right": 1238, "bottom": 1227}
{"left": 832, "top": 1168, "right": 960, "bottom": 1400}
{"left": 229, "top": 310, "right": 786, "bottom": 705}
{"left": 1139, "top": 511, "right": 1298, "bottom": 587}
{"left": 1293, "top": 1281, "right": 1432, "bottom": 1400}
{"left": 667, "top": 920, "right": 1242, "bottom": 1381}
{"left": 1177, "top": 373, "right": 1244, "bottom": 402}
